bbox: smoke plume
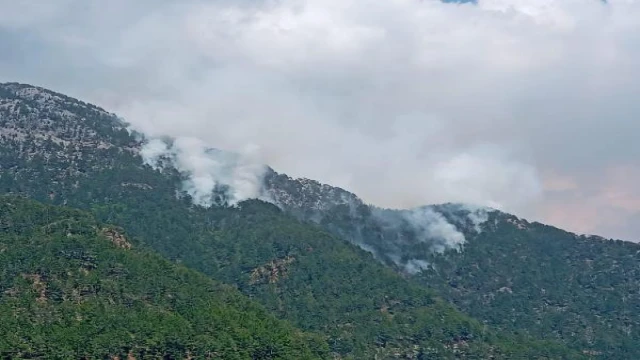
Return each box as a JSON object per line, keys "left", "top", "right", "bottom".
{"left": 141, "top": 137, "right": 268, "bottom": 206}
{"left": 140, "top": 134, "right": 494, "bottom": 266}
{"left": 400, "top": 207, "right": 467, "bottom": 253}
{"left": 371, "top": 204, "right": 493, "bottom": 273}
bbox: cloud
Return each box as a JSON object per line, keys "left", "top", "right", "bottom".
{"left": 541, "top": 164, "right": 640, "bottom": 240}
{"left": 2, "top": 0, "right": 640, "bottom": 239}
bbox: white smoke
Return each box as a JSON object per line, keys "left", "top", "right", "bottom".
{"left": 140, "top": 138, "right": 170, "bottom": 168}
{"left": 404, "top": 259, "right": 431, "bottom": 275}
{"left": 141, "top": 134, "right": 496, "bottom": 272}
{"left": 401, "top": 207, "right": 467, "bottom": 253}
{"left": 368, "top": 204, "right": 495, "bottom": 273}
{"left": 141, "top": 137, "right": 268, "bottom": 206}
{"left": 431, "top": 146, "right": 543, "bottom": 212}
{"left": 436, "top": 203, "right": 496, "bottom": 233}
{"left": 356, "top": 241, "right": 378, "bottom": 257}
{"left": 466, "top": 206, "right": 493, "bottom": 233}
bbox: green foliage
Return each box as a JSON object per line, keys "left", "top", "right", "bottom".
{"left": 421, "top": 212, "right": 640, "bottom": 359}
{"left": 86, "top": 188, "right": 513, "bottom": 358}
{"left": 0, "top": 83, "right": 585, "bottom": 359}
{"left": 0, "top": 196, "right": 327, "bottom": 359}
{"left": 263, "top": 171, "right": 640, "bottom": 359}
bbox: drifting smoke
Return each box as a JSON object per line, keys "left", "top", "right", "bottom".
{"left": 436, "top": 203, "right": 496, "bottom": 233}
{"left": 404, "top": 259, "right": 431, "bottom": 275}
{"left": 467, "top": 208, "right": 491, "bottom": 233}
{"left": 400, "top": 207, "right": 466, "bottom": 253}
{"left": 141, "top": 137, "right": 268, "bottom": 206}
{"left": 367, "top": 204, "right": 494, "bottom": 273}
{"left": 141, "top": 135, "right": 493, "bottom": 269}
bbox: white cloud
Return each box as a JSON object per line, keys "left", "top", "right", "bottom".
{"left": 2, "top": 0, "right": 640, "bottom": 239}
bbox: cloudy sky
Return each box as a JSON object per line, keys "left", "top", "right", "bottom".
{"left": 1, "top": 0, "right": 640, "bottom": 240}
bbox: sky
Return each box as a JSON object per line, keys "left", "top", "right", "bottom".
{"left": 1, "top": 0, "right": 639, "bottom": 241}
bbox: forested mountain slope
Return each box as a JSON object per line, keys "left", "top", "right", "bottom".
{"left": 0, "top": 82, "right": 585, "bottom": 358}
{"left": 267, "top": 171, "right": 640, "bottom": 358}
{"left": 419, "top": 211, "right": 640, "bottom": 359}
{"left": 263, "top": 172, "right": 490, "bottom": 273}
{"left": 0, "top": 196, "right": 327, "bottom": 359}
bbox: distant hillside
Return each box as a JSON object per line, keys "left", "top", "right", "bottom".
{"left": 0, "top": 83, "right": 583, "bottom": 358}
{"left": 419, "top": 211, "right": 640, "bottom": 359}
{"left": 264, "top": 171, "right": 492, "bottom": 274}
{"left": 266, "top": 167, "right": 640, "bottom": 358}
{"left": 267, "top": 167, "right": 640, "bottom": 358}
{"left": 0, "top": 196, "right": 327, "bottom": 359}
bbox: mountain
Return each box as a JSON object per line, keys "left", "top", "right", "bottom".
{"left": 419, "top": 212, "right": 640, "bottom": 359}
{"left": 0, "top": 195, "right": 327, "bottom": 359}
{"left": 265, "top": 166, "right": 640, "bottom": 358}
{"left": 264, "top": 166, "right": 640, "bottom": 358}
{"left": 0, "top": 82, "right": 585, "bottom": 358}
{"left": 263, "top": 171, "right": 491, "bottom": 274}
{"left": 8, "top": 81, "right": 640, "bottom": 358}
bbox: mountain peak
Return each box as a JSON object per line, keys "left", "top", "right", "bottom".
{"left": 0, "top": 82, "right": 133, "bottom": 151}
{"left": 1, "top": 82, "right": 113, "bottom": 117}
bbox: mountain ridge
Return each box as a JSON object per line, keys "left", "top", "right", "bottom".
{"left": 0, "top": 81, "right": 609, "bottom": 246}
{"left": 1, "top": 81, "right": 583, "bottom": 358}
{"left": 2, "top": 81, "right": 639, "bottom": 358}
